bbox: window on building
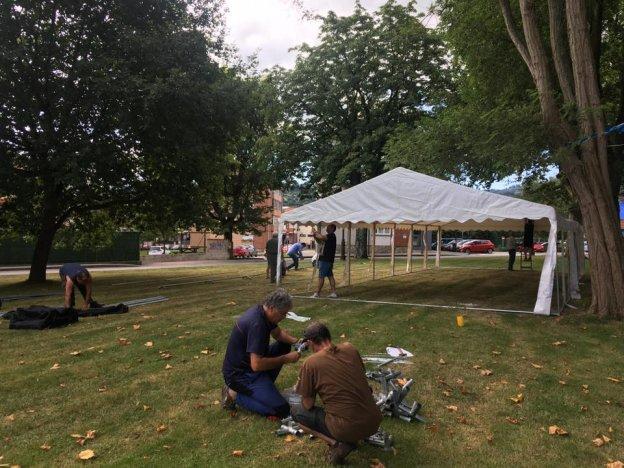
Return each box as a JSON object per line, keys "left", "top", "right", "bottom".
{"left": 375, "top": 227, "right": 392, "bottom": 236}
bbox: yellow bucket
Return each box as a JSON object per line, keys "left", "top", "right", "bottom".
{"left": 456, "top": 314, "right": 465, "bottom": 327}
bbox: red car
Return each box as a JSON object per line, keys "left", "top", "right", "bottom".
{"left": 460, "top": 240, "right": 495, "bottom": 254}
{"left": 233, "top": 246, "right": 249, "bottom": 258}
{"left": 517, "top": 242, "right": 546, "bottom": 253}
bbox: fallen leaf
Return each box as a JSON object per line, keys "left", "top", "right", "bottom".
{"left": 70, "top": 351, "right": 81, "bottom": 356}
{"left": 284, "top": 434, "right": 297, "bottom": 443}
{"left": 439, "top": 358, "right": 446, "bottom": 365}
{"left": 531, "top": 363, "right": 543, "bottom": 369}
{"left": 486, "top": 435, "right": 493, "bottom": 444}
{"left": 370, "top": 458, "right": 386, "bottom": 468}
{"left": 85, "top": 430, "right": 96, "bottom": 440}
{"left": 518, "top": 383, "right": 526, "bottom": 389}
{"left": 580, "top": 405, "right": 588, "bottom": 412}
{"left": 480, "top": 369, "right": 493, "bottom": 376}
{"left": 606, "top": 462, "right": 623, "bottom": 468}
{"left": 118, "top": 338, "right": 130, "bottom": 346}
{"left": 548, "top": 425, "right": 569, "bottom": 436}
{"left": 340, "top": 334, "right": 346, "bottom": 338}
{"left": 161, "top": 353, "right": 173, "bottom": 360}
{"left": 226, "top": 301, "right": 237, "bottom": 306}
{"left": 78, "top": 449, "right": 95, "bottom": 460}
{"left": 593, "top": 435, "right": 611, "bottom": 447}
{"left": 163, "top": 445, "right": 172, "bottom": 450}
{"left": 607, "top": 377, "right": 621, "bottom": 383}
{"left": 446, "top": 405, "right": 458, "bottom": 412}
{"left": 70, "top": 433, "right": 84, "bottom": 439}
{"left": 608, "top": 427, "right": 613, "bottom": 433}
{"left": 133, "top": 324, "right": 141, "bottom": 331}
{"left": 491, "top": 350, "right": 501, "bottom": 355}
{"left": 396, "top": 378, "right": 408, "bottom": 386}
{"left": 156, "top": 424, "right": 167, "bottom": 433}
{"left": 165, "top": 364, "right": 173, "bottom": 370}
{"left": 50, "top": 363, "right": 60, "bottom": 370}
{"left": 143, "top": 405, "right": 150, "bottom": 411}
{"left": 18, "top": 360, "right": 25, "bottom": 365}
{"left": 212, "top": 400, "right": 220, "bottom": 405}
{"left": 40, "top": 442, "right": 52, "bottom": 451}
{"left": 505, "top": 417, "right": 519, "bottom": 424}
{"left": 5, "top": 414, "right": 15, "bottom": 422}
{"left": 509, "top": 394, "right": 524, "bottom": 404}
{"left": 231, "top": 450, "right": 244, "bottom": 457}
{"left": 559, "top": 380, "right": 567, "bottom": 385}
{"left": 98, "top": 387, "right": 107, "bottom": 393}
{"left": 144, "top": 341, "right": 153, "bottom": 348}
{"left": 442, "top": 390, "right": 452, "bottom": 397}
{"left": 472, "top": 364, "right": 481, "bottom": 370}
{"left": 201, "top": 349, "right": 209, "bottom": 354}
{"left": 581, "top": 384, "right": 590, "bottom": 393}
{"left": 552, "top": 341, "right": 567, "bottom": 346}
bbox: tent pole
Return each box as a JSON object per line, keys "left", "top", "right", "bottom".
{"left": 436, "top": 226, "right": 441, "bottom": 268}
{"left": 371, "top": 223, "right": 376, "bottom": 280}
{"left": 346, "top": 222, "right": 352, "bottom": 286}
{"left": 406, "top": 224, "right": 413, "bottom": 273}
{"left": 276, "top": 220, "right": 284, "bottom": 286}
{"left": 423, "top": 226, "right": 429, "bottom": 270}
{"left": 391, "top": 223, "right": 396, "bottom": 276}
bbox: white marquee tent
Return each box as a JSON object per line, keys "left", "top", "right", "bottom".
{"left": 277, "top": 167, "right": 584, "bottom": 315}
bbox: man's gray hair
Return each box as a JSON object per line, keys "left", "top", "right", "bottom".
{"left": 264, "top": 288, "right": 293, "bottom": 311}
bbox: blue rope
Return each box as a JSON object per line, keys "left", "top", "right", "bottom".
{"left": 572, "top": 122, "right": 624, "bottom": 147}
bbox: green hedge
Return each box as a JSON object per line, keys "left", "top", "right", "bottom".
{"left": 0, "top": 232, "right": 140, "bottom": 265}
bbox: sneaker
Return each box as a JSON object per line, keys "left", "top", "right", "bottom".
{"left": 221, "top": 385, "right": 236, "bottom": 411}
{"left": 328, "top": 292, "right": 338, "bottom": 299}
{"left": 327, "top": 442, "right": 356, "bottom": 465}
{"left": 311, "top": 293, "right": 320, "bottom": 298}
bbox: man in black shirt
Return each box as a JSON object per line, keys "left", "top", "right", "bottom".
{"left": 312, "top": 224, "right": 337, "bottom": 298}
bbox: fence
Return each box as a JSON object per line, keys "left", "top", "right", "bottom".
{"left": 0, "top": 232, "right": 140, "bottom": 265}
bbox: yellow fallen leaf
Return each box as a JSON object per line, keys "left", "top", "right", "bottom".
{"left": 118, "top": 338, "right": 130, "bottom": 346}
{"left": 232, "top": 450, "right": 244, "bottom": 457}
{"left": 509, "top": 394, "right": 524, "bottom": 404}
{"left": 439, "top": 358, "right": 446, "bottom": 365}
{"left": 133, "top": 324, "right": 141, "bottom": 331}
{"left": 593, "top": 435, "right": 611, "bottom": 447}
{"left": 156, "top": 424, "right": 167, "bottom": 433}
{"left": 491, "top": 350, "right": 501, "bottom": 355}
{"left": 607, "top": 377, "right": 621, "bottom": 383}
{"left": 70, "top": 433, "right": 84, "bottom": 439}
{"left": 396, "top": 378, "right": 408, "bottom": 386}
{"left": 212, "top": 400, "right": 220, "bottom": 405}
{"left": 505, "top": 417, "right": 519, "bottom": 424}
{"left": 446, "top": 405, "right": 458, "bottom": 412}
{"left": 226, "top": 301, "right": 237, "bottom": 306}
{"left": 442, "top": 389, "right": 452, "bottom": 397}
{"left": 161, "top": 353, "right": 173, "bottom": 360}
{"left": 85, "top": 430, "right": 96, "bottom": 440}
{"left": 143, "top": 405, "right": 150, "bottom": 411}
{"left": 78, "top": 449, "right": 95, "bottom": 460}
{"left": 40, "top": 442, "right": 52, "bottom": 451}
{"left": 144, "top": 341, "right": 153, "bottom": 348}
{"left": 5, "top": 414, "right": 15, "bottom": 422}
{"left": 608, "top": 427, "right": 613, "bottom": 433}
{"left": 581, "top": 384, "right": 589, "bottom": 393}
{"left": 531, "top": 363, "right": 543, "bottom": 369}
{"left": 480, "top": 369, "right": 493, "bottom": 376}
{"left": 201, "top": 349, "right": 209, "bottom": 354}
{"left": 472, "top": 364, "right": 481, "bottom": 369}
{"left": 552, "top": 340, "right": 567, "bottom": 346}
{"left": 165, "top": 364, "right": 173, "bottom": 370}
{"left": 486, "top": 435, "right": 493, "bottom": 444}
{"left": 284, "top": 434, "right": 297, "bottom": 443}
{"left": 340, "top": 334, "right": 346, "bottom": 338}
{"left": 70, "top": 351, "right": 81, "bottom": 356}
{"left": 548, "top": 425, "right": 569, "bottom": 436}
{"left": 559, "top": 380, "right": 567, "bottom": 385}
{"left": 50, "top": 363, "right": 61, "bottom": 370}
{"left": 606, "top": 462, "right": 623, "bottom": 468}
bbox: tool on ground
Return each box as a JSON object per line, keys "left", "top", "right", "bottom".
{"left": 362, "top": 354, "right": 412, "bottom": 365}
{"left": 366, "top": 358, "right": 425, "bottom": 423}
{"left": 122, "top": 296, "right": 169, "bottom": 308}
{"left": 386, "top": 346, "right": 413, "bottom": 357}
{"left": 275, "top": 416, "right": 304, "bottom": 436}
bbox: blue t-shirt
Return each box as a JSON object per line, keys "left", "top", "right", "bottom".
{"left": 59, "top": 263, "right": 88, "bottom": 281}
{"left": 287, "top": 243, "right": 303, "bottom": 256}
{"left": 222, "top": 304, "right": 277, "bottom": 380}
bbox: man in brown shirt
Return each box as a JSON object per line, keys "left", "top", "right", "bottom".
{"left": 293, "top": 322, "right": 382, "bottom": 465}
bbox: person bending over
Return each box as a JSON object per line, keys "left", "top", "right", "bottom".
{"left": 312, "top": 224, "right": 337, "bottom": 298}
{"left": 293, "top": 322, "right": 382, "bottom": 465}
{"left": 59, "top": 263, "right": 98, "bottom": 309}
{"left": 286, "top": 242, "right": 307, "bottom": 270}
{"left": 221, "top": 289, "right": 300, "bottom": 417}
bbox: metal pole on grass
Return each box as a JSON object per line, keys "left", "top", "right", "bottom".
{"left": 423, "top": 226, "right": 429, "bottom": 270}
{"left": 436, "top": 226, "right": 442, "bottom": 268}
{"left": 391, "top": 223, "right": 396, "bottom": 276}
{"left": 406, "top": 224, "right": 414, "bottom": 273}
{"left": 371, "top": 223, "right": 377, "bottom": 280}
{"left": 276, "top": 220, "right": 284, "bottom": 286}
{"left": 346, "top": 222, "right": 352, "bottom": 286}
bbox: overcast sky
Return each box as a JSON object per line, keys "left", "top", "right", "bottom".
{"left": 223, "top": 0, "right": 436, "bottom": 70}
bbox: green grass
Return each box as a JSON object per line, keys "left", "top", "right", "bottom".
{"left": 0, "top": 257, "right": 623, "bottom": 467}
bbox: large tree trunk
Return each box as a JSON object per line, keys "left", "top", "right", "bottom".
{"left": 28, "top": 219, "right": 58, "bottom": 283}
{"left": 224, "top": 228, "right": 234, "bottom": 260}
{"left": 355, "top": 228, "right": 368, "bottom": 259}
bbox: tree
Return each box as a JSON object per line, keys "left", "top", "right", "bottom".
{"left": 204, "top": 73, "right": 296, "bottom": 259}
{"left": 0, "top": 0, "right": 233, "bottom": 282}
{"left": 277, "top": 0, "right": 451, "bottom": 256}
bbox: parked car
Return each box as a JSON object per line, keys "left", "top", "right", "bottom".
{"left": 456, "top": 239, "right": 474, "bottom": 250}
{"left": 233, "top": 246, "right": 249, "bottom": 258}
{"left": 243, "top": 244, "right": 258, "bottom": 257}
{"left": 443, "top": 238, "right": 467, "bottom": 251}
{"left": 148, "top": 246, "right": 166, "bottom": 256}
{"left": 517, "top": 242, "right": 546, "bottom": 253}
{"left": 460, "top": 240, "right": 495, "bottom": 254}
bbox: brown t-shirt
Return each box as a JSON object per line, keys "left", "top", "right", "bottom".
{"left": 296, "top": 342, "right": 382, "bottom": 443}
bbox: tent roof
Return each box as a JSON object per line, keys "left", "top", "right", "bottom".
{"left": 282, "top": 167, "right": 573, "bottom": 231}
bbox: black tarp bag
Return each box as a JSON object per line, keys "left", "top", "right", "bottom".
{"left": 5, "top": 306, "right": 79, "bottom": 330}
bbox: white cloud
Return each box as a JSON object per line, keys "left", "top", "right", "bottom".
{"left": 224, "top": 0, "right": 435, "bottom": 70}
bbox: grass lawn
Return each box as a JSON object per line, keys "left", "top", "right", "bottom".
{"left": 0, "top": 256, "right": 623, "bottom": 467}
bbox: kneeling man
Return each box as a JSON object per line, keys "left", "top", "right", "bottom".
{"left": 293, "top": 322, "right": 382, "bottom": 465}
{"left": 222, "top": 289, "right": 300, "bottom": 417}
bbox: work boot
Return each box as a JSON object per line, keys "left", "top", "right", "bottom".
{"left": 221, "top": 385, "right": 236, "bottom": 411}
{"left": 327, "top": 442, "right": 356, "bottom": 465}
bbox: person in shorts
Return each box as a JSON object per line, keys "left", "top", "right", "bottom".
{"left": 312, "top": 224, "right": 337, "bottom": 298}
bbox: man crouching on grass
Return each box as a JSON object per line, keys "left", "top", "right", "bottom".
{"left": 292, "top": 322, "right": 382, "bottom": 465}
{"left": 221, "top": 289, "right": 300, "bottom": 417}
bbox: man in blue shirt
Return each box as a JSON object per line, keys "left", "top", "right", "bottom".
{"left": 222, "top": 289, "right": 301, "bottom": 417}
{"left": 59, "top": 263, "right": 98, "bottom": 309}
{"left": 286, "top": 241, "right": 307, "bottom": 270}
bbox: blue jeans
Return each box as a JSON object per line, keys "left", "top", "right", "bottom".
{"left": 318, "top": 260, "right": 334, "bottom": 278}
{"left": 226, "top": 341, "right": 291, "bottom": 417}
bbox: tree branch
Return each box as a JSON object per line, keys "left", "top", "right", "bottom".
{"left": 498, "top": 0, "right": 532, "bottom": 68}
{"left": 547, "top": 0, "right": 575, "bottom": 103}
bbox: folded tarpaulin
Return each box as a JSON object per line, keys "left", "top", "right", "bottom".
{"left": 4, "top": 306, "right": 79, "bottom": 330}
{"left": 3, "top": 304, "right": 129, "bottom": 329}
